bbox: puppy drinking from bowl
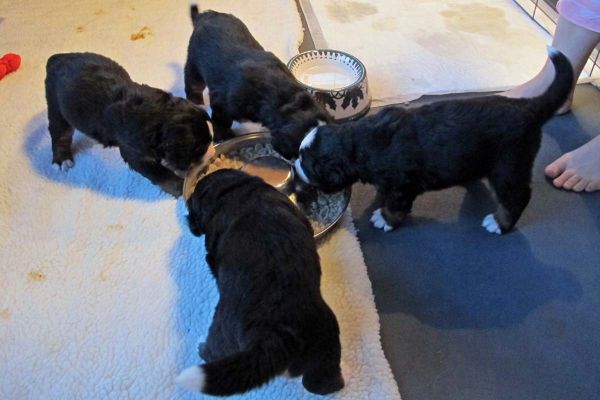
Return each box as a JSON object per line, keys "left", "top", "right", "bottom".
{"left": 45, "top": 52, "right": 214, "bottom": 197}
{"left": 295, "top": 48, "right": 573, "bottom": 234}
{"left": 184, "top": 5, "right": 330, "bottom": 158}
{"left": 176, "top": 169, "right": 344, "bottom": 396}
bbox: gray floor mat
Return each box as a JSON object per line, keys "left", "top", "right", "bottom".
{"left": 350, "top": 84, "right": 600, "bottom": 400}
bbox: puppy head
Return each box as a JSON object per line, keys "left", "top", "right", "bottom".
{"left": 270, "top": 91, "right": 331, "bottom": 159}
{"left": 294, "top": 124, "right": 357, "bottom": 193}
{"left": 160, "top": 102, "right": 214, "bottom": 176}
{"left": 185, "top": 169, "right": 250, "bottom": 236}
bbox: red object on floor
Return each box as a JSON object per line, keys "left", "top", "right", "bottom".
{"left": 0, "top": 53, "right": 21, "bottom": 80}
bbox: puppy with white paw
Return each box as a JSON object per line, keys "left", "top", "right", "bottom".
{"left": 178, "top": 169, "right": 344, "bottom": 396}
{"left": 184, "top": 5, "right": 330, "bottom": 158}
{"left": 295, "top": 48, "right": 573, "bottom": 234}
{"left": 45, "top": 52, "right": 214, "bottom": 197}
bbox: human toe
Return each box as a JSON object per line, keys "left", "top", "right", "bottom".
{"left": 585, "top": 180, "right": 600, "bottom": 192}
{"left": 572, "top": 179, "right": 589, "bottom": 192}
{"left": 562, "top": 174, "right": 582, "bottom": 190}
{"left": 545, "top": 153, "right": 570, "bottom": 179}
{"left": 552, "top": 169, "right": 575, "bottom": 188}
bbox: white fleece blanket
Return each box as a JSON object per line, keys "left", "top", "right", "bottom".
{"left": 302, "top": 0, "right": 552, "bottom": 106}
{"left": 0, "top": 1, "right": 400, "bottom": 399}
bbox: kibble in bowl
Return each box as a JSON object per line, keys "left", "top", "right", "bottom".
{"left": 183, "top": 133, "right": 351, "bottom": 239}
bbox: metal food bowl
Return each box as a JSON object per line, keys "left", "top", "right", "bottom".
{"left": 241, "top": 156, "right": 294, "bottom": 194}
{"left": 183, "top": 133, "right": 351, "bottom": 239}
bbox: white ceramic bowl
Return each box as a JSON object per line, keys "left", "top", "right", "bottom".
{"left": 287, "top": 49, "right": 371, "bottom": 121}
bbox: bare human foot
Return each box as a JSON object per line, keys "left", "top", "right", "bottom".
{"left": 545, "top": 135, "right": 600, "bottom": 192}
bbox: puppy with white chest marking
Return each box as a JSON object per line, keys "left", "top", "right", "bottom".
{"left": 296, "top": 48, "right": 573, "bottom": 234}
{"left": 184, "top": 5, "right": 330, "bottom": 158}
{"left": 176, "top": 169, "right": 344, "bottom": 396}
{"left": 45, "top": 52, "right": 214, "bottom": 197}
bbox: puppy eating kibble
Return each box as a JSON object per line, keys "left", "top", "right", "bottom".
{"left": 176, "top": 169, "right": 344, "bottom": 396}
{"left": 184, "top": 5, "right": 330, "bottom": 158}
{"left": 45, "top": 52, "right": 214, "bottom": 197}
{"left": 295, "top": 48, "right": 573, "bottom": 234}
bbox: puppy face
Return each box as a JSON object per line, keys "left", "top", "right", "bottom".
{"left": 186, "top": 169, "right": 249, "bottom": 236}
{"left": 295, "top": 125, "right": 357, "bottom": 193}
{"left": 160, "top": 104, "right": 214, "bottom": 176}
{"left": 267, "top": 89, "right": 331, "bottom": 159}
{"left": 271, "top": 117, "right": 327, "bottom": 160}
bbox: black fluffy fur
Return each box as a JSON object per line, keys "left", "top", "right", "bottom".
{"left": 184, "top": 169, "right": 344, "bottom": 396}
{"left": 296, "top": 49, "right": 573, "bottom": 234}
{"left": 184, "top": 7, "right": 331, "bottom": 158}
{"left": 45, "top": 52, "right": 213, "bottom": 197}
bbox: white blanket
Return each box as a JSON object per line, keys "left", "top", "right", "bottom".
{"left": 303, "top": 0, "right": 552, "bottom": 106}
{"left": 0, "top": 1, "right": 400, "bottom": 399}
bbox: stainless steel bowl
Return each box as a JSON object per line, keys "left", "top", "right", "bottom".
{"left": 241, "top": 156, "right": 295, "bottom": 194}
{"left": 183, "top": 133, "right": 351, "bottom": 239}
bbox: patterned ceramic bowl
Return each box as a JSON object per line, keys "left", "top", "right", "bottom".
{"left": 287, "top": 49, "right": 371, "bottom": 121}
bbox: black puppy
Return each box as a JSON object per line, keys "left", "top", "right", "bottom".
{"left": 184, "top": 5, "right": 331, "bottom": 158}
{"left": 295, "top": 48, "right": 573, "bottom": 234}
{"left": 175, "top": 169, "right": 344, "bottom": 396}
{"left": 45, "top": 52, "right": 214, "bottom": 197}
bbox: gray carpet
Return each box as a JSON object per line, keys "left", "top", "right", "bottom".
{"left": 350, "top": 84, "right": 600, "bottom": 400}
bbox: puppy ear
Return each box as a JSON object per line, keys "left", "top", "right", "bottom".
{"left": 106, "top": 100, "right": 160, "bottom": 159}
{"left": 161, "top": 124, "right": 186, "bottom": 144}
{"left": 187, "top": 212, "right": 204, "bottom": 236}
{"left": 279, "top": 91, "right": 312, "bottom": 115}
{"left": 160, "top": 124, "right": 191, "bottom": 162}
{"left": 186, "top": 183, "right": 208, "bottom": 236}
{"left": 104, "top": 100, "right": 127, "bottom": 128}
{"left": 313, "top": 157, "right": 344, "bottom": 191}
{"left": 186, "top": 194, "right": 206, "bottom": 237}
{"left": 271, "top": 132, "right": 298, "bottom": 159}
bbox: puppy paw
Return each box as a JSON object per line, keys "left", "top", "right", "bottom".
{"left": 52, "top": 159, "right": 74, "bottom": 172}
{"left": 482, "top": 214, "right": 502, "bottom": 235}
{"left": 370, "top": 208, "right": 394, "bottom": 232}
{"left": 175, "top": 366, "right": 205, "bottom": 391}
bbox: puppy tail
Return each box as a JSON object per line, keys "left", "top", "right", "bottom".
{"left": 529, "top": 46, "right": 574, "bottom": 122}
{"left": 190, "top": 2, "right": 200, "bottom": 24}
{"left": 175, "top": 332, "right": 296, "bottom": 396}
